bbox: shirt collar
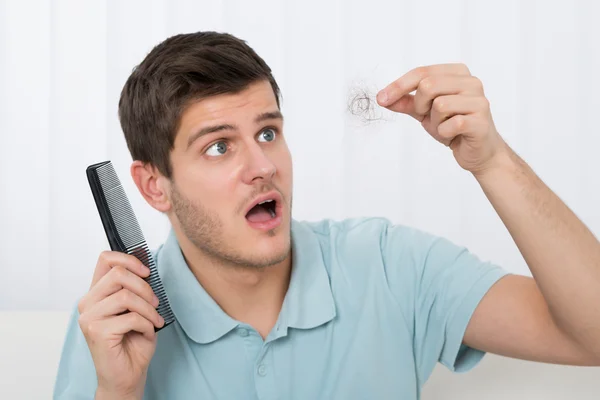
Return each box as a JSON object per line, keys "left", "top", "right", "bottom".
{"left": 278, "top": 219, "right": 337, "bottom": 331}
{"left": 156, "top": 219, "right": 336, "bottom": 344}
{"left": 156, "top": 229, "right": 238, "bottom": 344}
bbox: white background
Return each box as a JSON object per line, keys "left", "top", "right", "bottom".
{"left": 0, "top": 0, "right": 599, "bottom": 398}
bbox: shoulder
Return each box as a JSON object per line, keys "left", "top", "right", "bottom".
{"left": 295, "top": 216, "right": 498, "bottom": 303}
{"left": 296, "top": 216, "right": 439, "bottom": 263}
{"left": 302, "top": 217, "right": 488, "bottom": 273}
{"left": 298, "top": 216, "right": 394, "bottom": 235}
{"left": 293, "top": 216, "right": 439, "bottom": 292}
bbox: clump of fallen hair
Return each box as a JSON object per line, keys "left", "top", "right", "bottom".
{"left": 347, "top": 85, "right": 384, "bottom": 123}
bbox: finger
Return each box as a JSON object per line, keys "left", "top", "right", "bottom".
{"left": 386, "top": 76, "right": 484, "bottom": 122}
{"left": 413, "top": 75, "right": 484, "bottom": 117}
{"left": 84, "top": 312, "right": 157, "bottom": 342}
{"left": 385, "top": 94, "right": 423, "bottom": 121}
{"left": 91, "top": 251, "right": 151, "bottom": 288}
{"left": 429, "top": 95, "right": 490, "bottom": 131}
{"left": 377, "top": 63, "right": 471, "bottom": 107}
{"left": 80, "top": 266, "right": 158, "bottom": 314}
{"left": 87, "top": 288, "right": 164, "bottom": 329}
{"left": 437, "top": 114, "right": 485, "bottom": 143}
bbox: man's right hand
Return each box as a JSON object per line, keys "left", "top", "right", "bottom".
{"left": 77, "top": 251, "right": 165, "bottom": 399}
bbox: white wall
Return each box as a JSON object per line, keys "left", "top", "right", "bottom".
{"left": 1, "top": 0, "right": 599, "bottom": 398}
{"left": 2, "top": 0, "right": 600, "bottom": 311}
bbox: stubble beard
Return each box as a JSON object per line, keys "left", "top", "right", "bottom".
{"left": 170, "top": 181, "right": 291, "bottom": 269}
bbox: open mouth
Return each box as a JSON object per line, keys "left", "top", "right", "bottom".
{"left": 245, "top": 199, "right": 278, "bottom": 223}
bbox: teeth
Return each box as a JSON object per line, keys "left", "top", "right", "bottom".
{"left": 255, "top": 199, "right": 276, "bottom": 218}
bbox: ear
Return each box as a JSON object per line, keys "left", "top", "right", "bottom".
{"left": 131, "top": 160, "right": 172, "bottom": 213}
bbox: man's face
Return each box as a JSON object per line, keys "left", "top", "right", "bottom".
{"left": 167, "top": 80, "right": 293, "bottom": 268}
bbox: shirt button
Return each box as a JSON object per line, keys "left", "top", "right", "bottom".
{"left": 238, "top": 328, "right": 249, "bottom": 337}
{"left": 257, "top": 364, "right": 267, "bottom": 376}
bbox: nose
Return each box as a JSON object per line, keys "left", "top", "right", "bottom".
{"left": 241, "top": 141, "right": 276, "bottom": 184}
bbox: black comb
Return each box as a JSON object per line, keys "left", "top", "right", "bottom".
{"left": 86, "top": 160, "right": 175, "bottom": 331}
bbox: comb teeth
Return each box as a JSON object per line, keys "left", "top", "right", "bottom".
{"left": 95, "top": 163, "right": 145, "bottom": 249}
{"left": 88, "top": 161, "right": 175, "bottom": 330}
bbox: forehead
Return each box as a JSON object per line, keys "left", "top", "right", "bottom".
{"left": 175, "top": 81, "right": 279, "bottom": 143}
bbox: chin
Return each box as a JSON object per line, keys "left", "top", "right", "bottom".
{"left": 241, "top": 219, "right": 291, "bottom": 267}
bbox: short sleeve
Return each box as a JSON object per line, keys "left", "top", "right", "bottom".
{"left": 381, "top": 222, "right": 509, "bottom": 385}
{"left": 53, "top": 304, "right": 99, "bottom": 399}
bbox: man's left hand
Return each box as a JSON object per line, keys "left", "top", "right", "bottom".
{"left": 377, "top": 63, "right": 508, "bottom": 175}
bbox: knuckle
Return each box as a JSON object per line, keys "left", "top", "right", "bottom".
{"left": 86, "top": 321, "right": 96, "bottom": 336}
{"left": 419, "top": 77, "right": 435, "bottom": 94}
{"left": 144, "top": 316, "right": 154, "bottom": 330}
{"left": 454, "top": 115, "right": 466, "bottom": 130}
{"left": 416, "top": 66, "right": 429, "bottom": 78}
{"left": 145, "top": 285, "right": 156, "bottom": 302}
{"left": 438, "top": 122, "right": 451, "bottom": 137}
{"left": 127, "top": 312, "right": 139, "bottom": 324}
{"left": 479, "top": 96, "right": 490, "bottom": 109}
{"left": 132, "top": 312, "right": 150, "bottom": 328}
{"left": 98, "top": 250, "right": 111, "bottom": 264}
{"left": 471, "top": 76, "right": 484, "bottom": 91}
{"left": 432, "top": 97, "right": 445, "bottom": 113}
{"left": 126, "top": 254, "right": 141, "bottom": 267}
{"left": 81, "top": 319, "right": 97, "bottom": 337}
{"left": 391, "top": 79, "right": 405, "bottom": 93}
{"left": 111, "top": 265, "right": 126, "bottom": 280}
{"left": 459, "top": 63, "right": 471, "bottom": 74}
{"left": 77, "top": 298, "right": 86, "bottom": 314}
{"left": 77, "top": 313, "right": 87, "bottom": 330}
{"left": 118, "top": 288, "right": 132, "bottom": 303}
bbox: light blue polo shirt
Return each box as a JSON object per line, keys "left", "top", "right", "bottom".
{"left": 54, "top": 217, "right": 508, "bottom": 399}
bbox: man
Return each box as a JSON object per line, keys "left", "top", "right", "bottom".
{"left": 53, "top": 31, "right": 600, "bottom": 399}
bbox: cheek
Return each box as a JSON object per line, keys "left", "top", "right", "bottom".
{"left": 200, "top": 166, "right": 240, "bottom": 211}
{"left": 276, "top": 148, "right": 293, "bottom": 183}
{"left": 228, "top": 160, "right": 245, "bottom": 184}
{"left": 176, "top": 163, "right": 232, "bottom": 206}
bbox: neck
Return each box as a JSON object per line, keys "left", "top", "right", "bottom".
{"left": 175, "top": 229, "right": 292, "bottom": 339}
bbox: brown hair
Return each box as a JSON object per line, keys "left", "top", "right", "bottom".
{"left": 118, "top": 31, "right": 281, "bottom": 179}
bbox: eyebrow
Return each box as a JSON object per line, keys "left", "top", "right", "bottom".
{"left": 186, "top": 110, "right": 284, "bottom": 150}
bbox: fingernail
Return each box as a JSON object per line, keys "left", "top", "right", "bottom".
{"left": 153, "top": 295, "right": 159, "bottom": 307}
{"left": 158, "top": 315, "right": 164, "bottom": 326}
{"left": 378, "top": 91, "right": 388, "bottom": 105}
{"left": 141, "top": 264, "right": 150, "bottom": 274}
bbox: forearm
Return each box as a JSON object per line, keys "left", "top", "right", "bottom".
{"left": 474, "top": 144, "right": 600, "bottom": 355}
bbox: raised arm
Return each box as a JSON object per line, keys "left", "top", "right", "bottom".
{"left": 377, "top": 63, "right": 600, "bottom": 366}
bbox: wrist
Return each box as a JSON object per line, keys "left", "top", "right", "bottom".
{"left": 472, "top": 140, "right": 519, "bottom": 182}
{"left": 96, "top": 385, "right": 144, "bottom": 400}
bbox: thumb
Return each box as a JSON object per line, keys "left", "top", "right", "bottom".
{"left": 377, "top": 92, "right": 423, "bottom": 122}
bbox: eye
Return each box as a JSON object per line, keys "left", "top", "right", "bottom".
{"left": 205, "top": 141, "right": 228, "bottom": 156}
{"left": 258, "top": 128, "right": 277, "bottom": 143}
